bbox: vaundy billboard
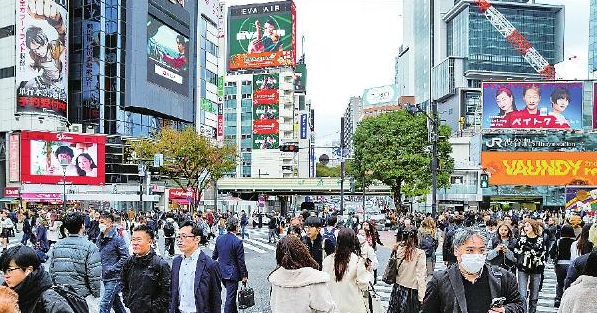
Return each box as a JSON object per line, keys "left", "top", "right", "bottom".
{"left": 482, "top": 82, "right": 583, "bottom": 129}
{"left": 228, "top": 1, "right": 296, "bottom": 70}
{"left": 482, "top": 151, "right": 597, "bottom": 186}
{"left": 16, "top": 0, "right": 69, "bottom": 117}
{"left": 20, "top": 131, "right": 106, "bottom": 185}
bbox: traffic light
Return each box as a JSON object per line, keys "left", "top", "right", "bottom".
{"left": 480, "top": 173, "right": 489, "bottom": 188}
{"left": 279, "top": 144, "right": 299, "bottom": 152}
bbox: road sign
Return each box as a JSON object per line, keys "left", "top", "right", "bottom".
{"left": 154, "top": 153, "right": 164, "bottom": 167}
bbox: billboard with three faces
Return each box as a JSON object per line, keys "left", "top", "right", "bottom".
{"left": 228, "top": 1, "right": 296, "bottom": 70}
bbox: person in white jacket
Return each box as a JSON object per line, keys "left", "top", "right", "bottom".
{"left": 357, "top": 228, "right": 379, "bottom": 285}
{"left": 323, "top": 228, "right": 372, "bottom": 313}
{"left": 269, "top": 236, "right": 336, "bottom": 313}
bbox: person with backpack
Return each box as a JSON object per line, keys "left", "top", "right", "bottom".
{"left": 321, "top": 216, "right": 338, "bottom": 253}
{"left": 442, "top": 214, "right": 465, "bottom": 266}
{"left": 418, "top": 217, "right": 439, "bottom": 277}
{"left": 162, "top": 217, "right": 178, "bottom": 257}
{"left": 121, "top": 225, "right": 171, "bottom": 313}
{"left": 0, "top": 245, "right": 75, "bottom": 313}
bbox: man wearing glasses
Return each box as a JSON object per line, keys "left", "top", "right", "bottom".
{"left": 170, "top": 221, "right": 222, "bottom": 313}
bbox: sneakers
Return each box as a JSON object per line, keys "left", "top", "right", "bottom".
{"left": 554, "top": 300, "right": 560, "bottom": 308}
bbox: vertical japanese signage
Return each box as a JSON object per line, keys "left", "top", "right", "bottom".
{"left": 83, "top": 0, "right": 101, "bottom": 122}
{"left": 9, "top": 133, "right": 20, "bottom": 182}
{"left": 16, "top": 0, "right": 68, "bottom": 117}
{"left": 300, "top": 113, "right": 307, "bottom": 139}
{"left": 217, "top": 102, "right": 224, "bottom": 137}
{"left": 294, "top": 63, "right": 307, "bottom": 93}
{"left": 253, "top": 73, "right": 279, "bottom": 149}
{"left": 228, "top": 1, "right": 296, "bottom": 70}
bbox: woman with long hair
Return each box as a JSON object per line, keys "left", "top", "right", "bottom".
{"left": 514, "top": 219, "right": 546, "bottom": 313}
{"left": 268, "top": 236, "right": 336, "bottom": 313}
{"left": 387, "top": 228, "right": 426, "bottom": 313}
{"left": 487, "top": 222, "right": 517, "bottom": 273}
{"left": 418, "top": 217, "right": 438, "bottom": 276}
{"left": 571, "top": 223, "right": 594, "bottom": 261}
{"left": 322, "top": 228, "right": 371, "bottom": 313}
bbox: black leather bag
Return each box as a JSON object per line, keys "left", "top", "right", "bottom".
{"left": 238, "top": 282, "right": 255, "bottom": 309}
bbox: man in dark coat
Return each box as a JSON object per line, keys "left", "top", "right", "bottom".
{"left": 212, "top": 218, "right": 248, "bottom": 313}
{"left": 422, "top": 228, "right": 523, "bottom": 313}
{"left": 170, "top": 221, "right": 222, "bottom": 313}
{"left": 122, "top": 224, "right": 170, "bottom": 313}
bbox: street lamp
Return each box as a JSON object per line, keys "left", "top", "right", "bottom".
{"left": 59, "top": 158, "right": 69, "bottom": 211}
{"left": 406, "top": 103, "right": 439, "bottom": 216}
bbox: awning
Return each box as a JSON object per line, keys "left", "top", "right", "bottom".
{"left": 21, "top": 193, "right": 62, "bottom": 202}
{"left": 0, "top": 198, "right": 19, "bottom": 203}
{"left": 171, "top": 198, "right": 190, "bottom": 205}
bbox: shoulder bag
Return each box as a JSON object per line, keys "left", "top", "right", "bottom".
{"left": 382, "top": 250, "right": 404, "bottom": 285}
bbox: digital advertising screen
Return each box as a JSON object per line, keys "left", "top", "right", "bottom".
{"left": 565, "top": 186, "right": 597, "bottom": 211}
{"left": 147, "top": 15, "right": 189, "bottom": 96}
{"left": 15, "top": 0, "right": 69, "bottom": 117}
{"left": 482, "top": 81, "right": 583, "bottom": 129}
{"left": 294, "top": 63, "right": 307, "bottom": 93}
{"left": 20, "top": 131, "right": 106, "bottom": 185}
{"left": 228, "top": 1, "right": 295, "bottom": 70}
{"left": 481, "top": 151, "right": 597, "bottom": 186}
{"left": 253, "top": 73, "right": 279, "bottom": 148}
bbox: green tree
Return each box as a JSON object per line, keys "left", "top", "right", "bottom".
{"left": 350, "top": 110, "right": 453, "bottom": 210}
{"left": 130, "top": 127, "right": 237, "bottom": 212}
{"left": 316, "top": 163, "right": 341, "bottom": 177}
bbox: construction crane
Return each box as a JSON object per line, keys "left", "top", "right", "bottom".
{"left": 474, "top": 0, "right": 556, "bottom": 79}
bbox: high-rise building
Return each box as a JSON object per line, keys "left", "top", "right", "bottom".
{"left": 590, "top": 0, "right": 597, "bottom": 78}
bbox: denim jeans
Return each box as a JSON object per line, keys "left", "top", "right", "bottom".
{"left": 554, "top": 264, "right": 569, "bottom": 302}
{"left": 240, "top": 225, "right": 248, "bottom": 239}
{"left": 99, "top": 280, "right": 126, "bottom": 313}
{"left": 518, "top": 270, "right": 542, "bottom": 313}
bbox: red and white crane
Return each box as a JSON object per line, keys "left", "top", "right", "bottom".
{"left": 474, "top": 0, "right": 556, "bottom": 79}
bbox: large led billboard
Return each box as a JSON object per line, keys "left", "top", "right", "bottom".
{"left": 228, "top": 1, "right": 296, "bottom": 70}
{"left": 253, "top": 73, "right": 279, "bottom": 149}
{"left": 362, "top": 85, "right": 400, "bottom": 108}
{"left": 482, "top": 132, "right": 597, "bottom": 152}
{"left": 147, "top": 15, "right": 189, "bottom": 96}
{"left": 566, "top": 186, "right": 597, "bottom": 211}
{"left": 481, "top": 151, "right": 597, "bottom": 186}
{"left": 16, "top": 0, "right": 68, "bottom": 117}
{"left": 482, "top": 82, "right": 583, "bottom": 129}
{"left": 20, "top": 131, "right": 106, "bottom": 185}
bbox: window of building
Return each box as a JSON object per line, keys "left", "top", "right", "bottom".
{"left": 0, "top": 25, "right": 14, "bottom": 39}
{"left": 0, "top": 66, "right": 15, "bottom": 79}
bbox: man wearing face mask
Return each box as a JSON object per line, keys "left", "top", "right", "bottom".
{"left": 97, "top": 211, "right": 129, "bottom": 313}
{"left": 421, "top": 228, "right": 523, "bottom": 313}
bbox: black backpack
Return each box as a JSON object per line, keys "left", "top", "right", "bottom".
{"left": 35, "top": 285, "right": 89, "bottom": 313}
{"left": 163, "top": 222, "right": 175, "bottom": 237}
{"left": 420, "top": 233, "right": 437, "bottom": 257}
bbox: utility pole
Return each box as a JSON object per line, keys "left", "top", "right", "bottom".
{"left": 340, "top": 117, "right": 345, "bottom": 215}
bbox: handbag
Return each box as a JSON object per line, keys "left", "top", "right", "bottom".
{"left": 363, "top": 283, "right": 383, "bottom": 313}
{"left": 238, "top": 282, "right": 255, "bottom": 309}
{"left": 382, "top": 250, "right": 404, "bottom": 284}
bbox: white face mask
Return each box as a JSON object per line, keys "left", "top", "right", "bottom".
{"left": 460, "top": 253, "right": 486, "bottom": 273}
{"left": 99, "top": 224, "right": 107, "bottom": 233}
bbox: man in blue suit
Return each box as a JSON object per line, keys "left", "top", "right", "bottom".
{"left": 170, "top": 221, "right": 222, "bottom": 313}
{"left": 212, "top": 218, "right": 248, "bottom": 313}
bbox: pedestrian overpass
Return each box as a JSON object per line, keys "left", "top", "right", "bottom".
{"left": 216, "top": 177, "right": 391, "bottom": 195}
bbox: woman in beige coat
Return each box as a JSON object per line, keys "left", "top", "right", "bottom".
{"left": 269, "top": 236, "right": 336, "bottom": 313}
{"left": 322, "top": 228, "right": 372, "bottom": 313}
{"left": 559, "top": 250, "right": 597, "bottom": 313}
{"left": 387, "top": 228, "right": 427, "bottom": 313}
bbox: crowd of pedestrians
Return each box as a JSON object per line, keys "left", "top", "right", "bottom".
{"left": 0, "top": 205, "right": 596, "bottom": 313}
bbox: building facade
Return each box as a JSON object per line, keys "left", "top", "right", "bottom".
{"left": 590, "top": 0, "right": 597, "bottom": 78}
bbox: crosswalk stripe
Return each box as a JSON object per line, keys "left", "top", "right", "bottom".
{"left": 241, "top": 242, "right": 267, "bottom": 254}
{"left": 244, "top": 239, "right": 277, "bottom": 251}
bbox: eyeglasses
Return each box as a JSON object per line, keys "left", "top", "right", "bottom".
{"left": 3, "top": 267, "right": 23, "bottom": 275}
{"left": 176, "top": 234, "right": 197, "bottom": 240}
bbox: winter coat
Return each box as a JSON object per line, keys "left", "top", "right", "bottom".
{"left": 48, "top": 234, "right": 102, "bottom": 298}
{"left": 86, "top": 220, "right": 100, "bottom": 242}
{"left": 269, "top": 266, "right": 336, "bottom": 313}
{"left": 121, "top": 250, "right": 171, "bottom": 313}
{"left": 97, "top": 226, "right": 129, "bottom": 281}
{"left": 565, "top": 251, "right": 591, "bottom": 289}
{"left": 322, "top": 253, "right": 371, "bottom": 313}
{"left": 35, "top": 225, "right": 49, "bottom": 252}
{"left": 559, "top": 275, "right": 597, "bottom": 313}
{"left": 46, "top": 221, "right": 62, "bottom": 242}
{"left": 302, "top": 234, "right": 334, "bottom": 270}
{"left": 394, "top": 247, "right": 427, "bottom": 302}
{"left": 8, "top": 267, "right": 74, "bottom": 313}
{"left": 421, "top": 264, "right": 523, "bottom": 313}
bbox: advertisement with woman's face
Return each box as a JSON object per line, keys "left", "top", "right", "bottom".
{"left": 20, "top": 131, "right": 105, "bottom": 185}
